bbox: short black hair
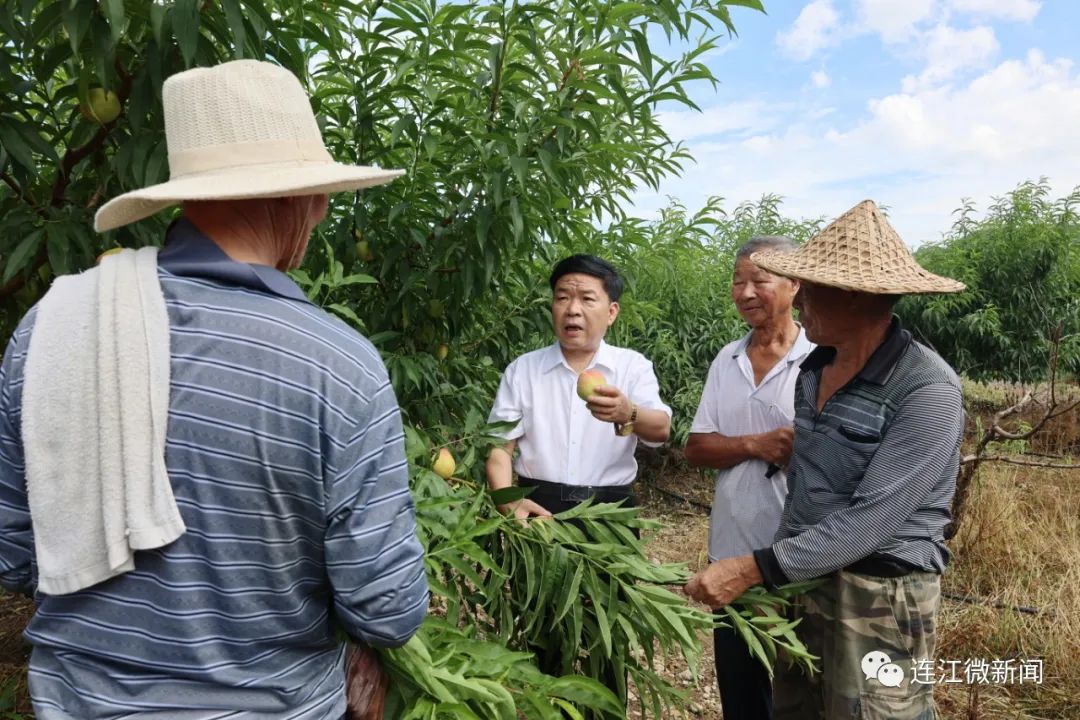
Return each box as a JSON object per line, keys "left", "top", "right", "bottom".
{"left": 549, "top": 254, "right": 624, "bottom": 301}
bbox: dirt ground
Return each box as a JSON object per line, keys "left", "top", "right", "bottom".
{"left": 0, "top": 590, "right": 32, "bottom": 714}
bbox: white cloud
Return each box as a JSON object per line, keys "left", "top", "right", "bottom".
{"left": 947, "top": 0, "right": 1040, "bottom": 22}
{"left": 902, "top": 24, "right": 1000, "bottom": 90}
{"left": 656, "top": 101, "right": 776, "bottom": 143}
{"left": 637, "top": 50, "right": 1080, "bottom": 244}
{"left": 779, "top": 0, "right": 1038, "bottom": 65}
{"left": 702, "top": 40, "right": 740, "bottom": 60}
{"left": 811, "top": 69, "right": 831, "bottom": 88}
{"left": 777, "top": 0, "right": 841, "bottom": 61}
{"left": 855, "top": 0, "right": 937, "bottom": 43}
{"left": 853, "top": 50, "right": 1080, "bottom": 163}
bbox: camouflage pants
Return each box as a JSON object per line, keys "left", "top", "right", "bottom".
{"left": 773, "top": 570, "right": 940, "bottom": 720}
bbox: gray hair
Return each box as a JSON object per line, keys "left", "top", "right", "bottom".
{"left": 734, "top": 235, "right": 798, "bottom": 262}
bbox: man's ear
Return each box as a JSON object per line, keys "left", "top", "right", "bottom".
{"left": 608, "top": 301, "right": 620, "bottom": 326}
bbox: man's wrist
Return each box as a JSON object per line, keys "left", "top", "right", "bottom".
{"left": 739, "top": 554, "right": 764, "bottom": 586}
{"left": 615, "top": 403, "right": 637, "bottom": 436}
{"left": 742, "top": 434, "right": 759, "bottom": 461}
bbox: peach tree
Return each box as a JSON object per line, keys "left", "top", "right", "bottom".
{"left": 899, "top": 179, "right": 1080, "bottom": 382}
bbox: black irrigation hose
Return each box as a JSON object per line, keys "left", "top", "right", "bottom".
{"left": 645, "top": 482, "right": 711, "bottom": 513}
{"left": 645, "top": 482, "right": 1046, "bottom": 617}
{"left": 942, "top": 592, "right": 1042, "bottom": 616}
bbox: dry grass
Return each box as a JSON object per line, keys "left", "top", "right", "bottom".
{"left": 638, "top": 458, "right": 1080, "bottom": 720}
{"left": 935, "top": 463, "right": 1080, "bottom": 719}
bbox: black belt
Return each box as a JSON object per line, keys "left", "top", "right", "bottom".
{"left": 845, "top": 554, "right": 923, "bottom": 578}
{"left": 518, "top": 476, "right": 634, "bottom": 504}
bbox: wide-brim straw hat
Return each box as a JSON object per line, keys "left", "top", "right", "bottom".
{"left": 751, "top": 199, "right": 965, "bottom": 294}
{"left": 94, "top": 60, "right": 403, "bottom": 232}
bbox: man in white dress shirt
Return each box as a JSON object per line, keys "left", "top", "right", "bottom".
{"left": 684, "top": 236, "right": 812, "bottom": 720}
{"left": 485, "top": 254, "right": 672, "bottom": 520}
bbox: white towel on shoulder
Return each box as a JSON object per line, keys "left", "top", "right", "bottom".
{"left": 22, "top": 247, "right": 185, "bottom": 595}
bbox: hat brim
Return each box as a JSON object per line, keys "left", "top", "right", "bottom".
{"left": 751, "top": 249, "right": 966, "bottom": 295}
{"left": 94, "top": 161, "right": 404, "bottom": 232}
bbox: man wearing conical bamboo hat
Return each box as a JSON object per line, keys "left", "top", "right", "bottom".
{"left": 686, "top": 200, "right": 965, "bottom": 719}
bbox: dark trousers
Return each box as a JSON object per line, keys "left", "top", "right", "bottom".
{"left": 714, "top": 614, "right": 773, "bottom": 720}
{"left": 517, "top": 476, "right": 638, "bottom": 515}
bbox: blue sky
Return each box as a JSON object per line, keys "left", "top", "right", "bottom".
{"left": 631, "top": 0, "right": 1080, "bottom": 245}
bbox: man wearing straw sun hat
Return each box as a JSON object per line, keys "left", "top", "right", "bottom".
{"left": 0, "top": 60, "right": 427, "bottom": 718}
{"left": 686, "top": 200, "right": 966, "bottom": 718}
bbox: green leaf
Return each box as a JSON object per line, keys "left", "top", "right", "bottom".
{"left": 0, "top": 121, "right": 37, "bottom": 173}
{"left": 61, "top": 1, "right": 93, "bottom": 55}
{"left": 221, "top": 0, "right": 247, "bottom": 58}
{"left": 3, "top": 229, "right": 43, "bottom": 285}
{"left": 551, "top": 698, "right": 585, "bottom": 720}
{"left": 172, "top": 0, "right": 201, "bottom": 68}
{"left": 723, "top": 0, "right": 766, "bottom": 10}
{"left": 509, "top": 197, "right": 523, "bottom": 240}
{"left": 337, "top": 273, "right": 377, "bottom": 286}
{"left": 327, "top": 303, "right": 363, "bottom": 328}
{"left": 552, "top": 563, "right": 583, "bottom": 624}
{"left": 102, "top": 0, "right": 124, "bottom": 45}
{"left": 546, "top": 676, "right": 622, "bottom": 716}
{"left": 725, "top": 605, "right": 773, "bottom": 677}
{"left": 508, "top": 156, "right": 528, "bottom": 190}
{"left": 46, "top": 224, "right": 71, "bottom": 277}
{"left": 149, "top": 2, "right": 167, "bottom": 45}
{"left": 488, "top": 486, "right": 531, "bottom": 506}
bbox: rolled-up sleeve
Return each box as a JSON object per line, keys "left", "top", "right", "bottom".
{"left": 766, "top": 382, "right": 963, "bottom": 582}
{"left": 324, "top": 376, "right": 429, "bottom": 648}
{"left": 0, "top": 316, "right": 36, "bottom": 596}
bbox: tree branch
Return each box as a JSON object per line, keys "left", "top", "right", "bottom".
{"left": 49, "top": 59, "right": 133, "bottom": 208}
{"left": 966, "top": 455, "right": 1080, "bottom": 470}
{"left": 1, "top": 171, "right": 47, "bottom": 218}
{"left": 948, "top": 331, "right": 1080, "bottom": 539}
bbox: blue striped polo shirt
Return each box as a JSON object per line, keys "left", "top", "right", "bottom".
{"left": 754, "top": 318, "right": 964, "bottom": 586}
{"left": 0, "top": 219, "right": 429, "bottom": 719}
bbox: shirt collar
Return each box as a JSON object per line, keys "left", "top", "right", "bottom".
{"left": 790, "top": 325, "right": 815, "bottom": 362}
{"left": 731, "top": 325, "right": 814, "bottom": 365}
{"left": 157, "top": 217, "right": 312, "bottom": 304}
{"left": 542, "top": 339, "right": 616, "bottom": 374}
{"left": 800, "top": 316, "right": 912, "bottom": 385}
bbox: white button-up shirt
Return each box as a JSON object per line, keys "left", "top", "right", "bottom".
{"left": 690, "top": 328, "right": 814, "bottom": 561}
{"left": 488, "top": 341, "right": 671, "bottom": 487}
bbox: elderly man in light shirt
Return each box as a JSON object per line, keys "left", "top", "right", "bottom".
{"left": 484, "top": 253, "right": 671, "bottom": 690}
{"left": 684, "top": 236, "right": 812, "bottom": 720}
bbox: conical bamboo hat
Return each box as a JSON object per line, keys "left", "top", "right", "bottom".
{"left": 751, "top": 200, "right": 965, "bottom": 294}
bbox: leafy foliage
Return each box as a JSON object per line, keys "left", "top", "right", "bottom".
{"left": 899, "top": 180, "right": 1080, "bottom": 382}
{"left": 400, "top": 415, "right": 817, "bottom": 718}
